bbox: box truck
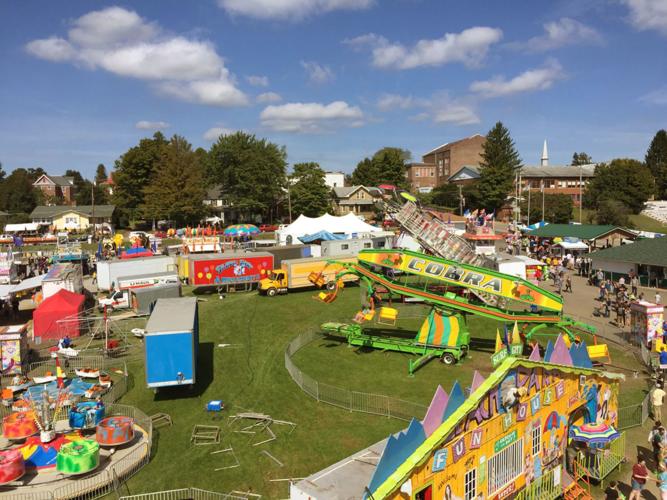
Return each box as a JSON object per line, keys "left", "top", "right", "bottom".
{"left": 144, "top": 297, "right": 198, "bottom": 390}
{"left": 187, "top": 252, "right": 274, "bottom": 289}
{"left": 131, "top": 283, "right": 182, "bottom": 315}
{"left": 250, "top": 244, "right": 313, "bottom": 266}
{"left": 258, "top": 256, "right": 358, "bottom": 296}
{"left": 96, "top": 255, "right": 175, "bottom": 291}
{"left": 115, "top": 271, "right": 180, "bottom": 291}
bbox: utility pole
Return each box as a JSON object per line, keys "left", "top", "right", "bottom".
{"left": 527, "top": 185, "right": 531, "bottom": 227}
{"left": 579, "top": 165, "right": 583, "bottom": 224}
{"left": 541, "top": 179, "right": 545, "bottom": 222}
{"left": 458, "top": 184, "right": 463, "bottom": 216}
{"left": 91, "top": 178, "right": 96, "bottom": 236}
{"left": 287, "top": 184, "right": 292, "bottom": 223}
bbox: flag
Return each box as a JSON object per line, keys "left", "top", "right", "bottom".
{"left": 485, "top": 211, "right": 495, "bottom": 220}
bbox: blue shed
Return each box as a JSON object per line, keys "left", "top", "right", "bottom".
{"left": 144, "top": 297, "right": 198, "bottom": 389}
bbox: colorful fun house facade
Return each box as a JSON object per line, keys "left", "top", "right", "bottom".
{"left": 366, "top": 337, "right": 623, "bottom": 499}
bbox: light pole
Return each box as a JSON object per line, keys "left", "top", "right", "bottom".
{"left": 579, "top": 165, "right": 583, "bottom": 224}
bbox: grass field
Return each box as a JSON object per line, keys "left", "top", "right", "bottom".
{"left": 579, "top": 208, "right": 667, "bottom": 233}
{"left": 112, "top": 285, "right": 649, "bottom": 497}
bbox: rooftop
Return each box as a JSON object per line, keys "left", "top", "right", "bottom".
{"left": 589, "top": 236, "right": 667, "bottom": 267}
{"left": 333, "top": 185, "right": 382, "bottom": 198}
{"left": 423, "top": 134, "right": 485, "bottom": 156}
{"left": 33, "top": 174, "right": 75, "bottom": 187}
{"left": 528, "top": 223, "right": 634, "bottom": 241}
{"left": 30, "top": 205, "right": 116, "bottom": 219}
{"left": 520, "top": 164, "right": 596, "bottom": 178}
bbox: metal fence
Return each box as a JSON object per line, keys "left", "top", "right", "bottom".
{"left": 2, "top": 404, "right": 152, "bottom": 500}
{"left": 285, "top": 331, "right": 427, "bottom": 421}
{"left": 119, "top": 488, "right": 249, "bottom": 500}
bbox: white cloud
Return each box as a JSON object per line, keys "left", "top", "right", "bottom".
{"left": 513, "top": 17, "right": 603, "bottom": 52}
{"left": 470, "top": 60, "right": 565, "bottom": 98}
{"left": 301, "top": 61, "right": 334, "bottom": 84}
{"left": 218, "top": 0, "right": 374, "bottom": 20}
{"left": 68, "top": 6, "right": 158, "bottom": 48}
{"left": 26, "top": 37, "right": 76, "bottom": 61}
{"left": 344, "top": 27, "right": 503, "bottom": 70}
{"left": 156, "top": 72, "right": 249, "bottom": 106}
{"left": 376, "top": 94, "right": 418, "bottom": 111}
{"left": 26, "top": 7, "right": 247, "bottom": 107}
{"left": 135, "top": 120, "right": 170, "bottom": 130}
{"left": 260, "top": 101, "right": 363, "bottom": 133}
{"left": 256, "top": 91, "right": 283, "bottom": 103}
{"left": 639, "top": 86, "right": 667, "bottom": 105}
{"left": 246, "top": 75, "right": 269, "bottom": 87}
{"left": 432, "top": 102, "right": 480, "bottom": 125}
{"left": 204, "top": 126, "right": 237, "bottom": 141}
{"left": 622, "top": 0, "right": 667, "bottom": 36}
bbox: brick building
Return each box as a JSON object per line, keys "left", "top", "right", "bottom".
{"left": 32, "top": 174, "right": 76, "bottom": 205}
{"left": 406, "top": 134, "right": 485, "bottom": 193}
{"left": 520, "top": 165, "right": 596, "bottom": 208}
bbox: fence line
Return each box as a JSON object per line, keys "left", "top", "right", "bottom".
{"left": 285, "top": 331, "right": 427, "bottom": 421}
{"left": 119, "top": 488, "right": 248, "bottom": 500}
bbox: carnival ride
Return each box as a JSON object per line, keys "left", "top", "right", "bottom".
{"left": 310, "top": 199, "right": 599, "bottom": 373}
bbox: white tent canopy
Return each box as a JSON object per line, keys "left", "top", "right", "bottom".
{"left": 4, "top": 223, "right": 40, "bottom": 233}
{"left": 0, "top": 274, "right": 46, "bottom": 300}
{"left": 276, "top": 213, "right": 380, "bottom": 245}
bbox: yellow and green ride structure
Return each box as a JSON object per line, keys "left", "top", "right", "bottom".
{"left": 315, "top": 249, "right": 593, "bottom": 374}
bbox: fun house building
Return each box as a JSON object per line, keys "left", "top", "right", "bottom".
{"left": 292, "top": 339, "right": 624, "bottom": 499}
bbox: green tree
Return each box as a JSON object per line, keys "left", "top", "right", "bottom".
{"left": 289, "top": 162, "right": 331, "bottom": 217}
{"left": 0, "top": 168, "right": 40, "bottom": 216}
{"left": 430, "top": 183, "right": 460, "bottom": 209}
{"left": 350, "top": 148, "right": 410, "bottom": 187}
{"left": 645, "top": 129, "right": 667, "bottom": 198}
{"left": 112, "top": 132, "right": 168, "bottom": 223}
{"left": 583, "top": 158, "right": 654, "bottom": 214}
{"left": 477, "top": 122, "right": 522, "bottom": 212}
{"left": 207, "top": 132, "right": 287, "bottom": 221}
{"left": 595, "top": 199, "right": 632, "bottom": 227}
{"left": 350, "top": 157, "right": 379, "bottom": 186}
{"left": 571, "top": 152, "right": 593, "bottom": 165}
{"left": 0, "top": 162, "right": 5, "bottom": 183}
{"left": 142, "top": 135, "right": 206, "bottom": 225}
{"left": 521, "top": 193, "right": 573, "bottom": 223}
{"left": 95, "top": 164, "right": 108, "bottom": 185}
{"left": 371, "top": 147, "right": 410, "bottom": 187}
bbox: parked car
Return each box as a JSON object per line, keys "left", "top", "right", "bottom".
{"left": 259, "top": 224, "right": 279, "bottom": 232}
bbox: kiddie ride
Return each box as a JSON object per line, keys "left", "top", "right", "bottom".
{"left": 311, "top": 248, "right": 598, "bottom": 374}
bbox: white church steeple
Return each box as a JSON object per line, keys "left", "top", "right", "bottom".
{"left": 541, "top": 140, "right": 549, "bottom": 167}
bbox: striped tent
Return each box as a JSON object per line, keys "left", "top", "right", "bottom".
{"left": 414, "top": 310, "right": 462, "bottom": 347}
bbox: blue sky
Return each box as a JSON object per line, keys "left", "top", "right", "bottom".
{"left": 1, "top": 0, "right": 666, "bottom": 178}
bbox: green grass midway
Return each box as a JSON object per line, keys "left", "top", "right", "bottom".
{"left": 114, "top": 286, "right": 647, "bottom": 497}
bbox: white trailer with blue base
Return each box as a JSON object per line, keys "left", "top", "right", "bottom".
{"left": 144, "top": 297, "right": 198, "bottom": 391}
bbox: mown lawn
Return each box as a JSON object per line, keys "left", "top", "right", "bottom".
{"left": 116, "top": 285, "right": 648, "bottom": 497}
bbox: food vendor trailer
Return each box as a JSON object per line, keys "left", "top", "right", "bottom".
{"left": 144, "top": 297, "right": 198, "bottom": 390}
{"left": 187, "top": 252, "right": 273, "bottom": 291}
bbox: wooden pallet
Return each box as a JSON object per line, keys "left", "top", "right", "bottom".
{"left": 150, "top": 413, "right": 173, "bottom": 428}
{"left": 191, "top": 425, "right": 221, "bottom": 445}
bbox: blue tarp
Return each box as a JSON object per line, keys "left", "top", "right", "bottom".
{"left": 526, "top": 221, "right": 549, "bottom": 231}
{"left": 298, "top": 231, "right": 347, "bottom": 243}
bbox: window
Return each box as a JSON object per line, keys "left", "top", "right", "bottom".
{"left": 341, "top": 244, "right": 349, "bottom": 250}
{"left": 430, "top": 170, "right": 435, "bottom": 177}
{"left": 531, "top": 424, "right": 541, "bottom": 456}
{"left": 65, "top": 216, "right": 77, "bottom": 224}
{"left": 364, "top": 242, "right": 372, "bottom": 248}
{"left": 464, "top": 469, "right": 477, "bottom": 500}
{"left": 415, "top": 170, "right": 420, "bottom": 177}
{"left": 444, "top": 158, "right": 449, "bottom": 165}
{"left": 487, "top": 438, "right": 523, "bottom": 495}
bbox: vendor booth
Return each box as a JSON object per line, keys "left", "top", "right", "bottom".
{"left": 32, "top": 289, "right": 85, "bottom": 342}
{"left": 0, "top": 324, "right": 29, "bottom": 375}
{"left": 630, "top": 300, "right": 664, "bottom": 347}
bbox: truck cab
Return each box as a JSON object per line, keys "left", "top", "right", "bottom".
{"left": 98, "top": 289, "right": 130, "bottom": 311}
{"left": 259, "top": 270, "right": 288, "bottom": 296}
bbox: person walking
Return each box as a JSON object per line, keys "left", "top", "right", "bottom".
{"left": 629, "top": 456, "right": 650, "bottom": 500}
{"left": 656, "top": 462, "right": 667, "bottom": 500}
{"left": 652, "top": 426, "right": 667, "bottom": 467}
{"left": 565, "top": 274, "right": 573, "bottom": 293}
{"left": 631, "top": 274, "right": 639, "bottom": 297}
{"left": 654, "top": 385, "right": 667, "bottom": 422}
